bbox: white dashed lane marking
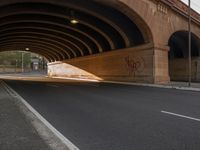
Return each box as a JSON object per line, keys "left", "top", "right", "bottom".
{"left": 161, "top": 110, "right": 200, "bottom": 122}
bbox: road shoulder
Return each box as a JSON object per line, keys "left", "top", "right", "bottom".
{"left": 0, "top": 81, "right": 51, "bottom": 150}
{"left": 1, "top": 81, "right": 78, "bottom": 150}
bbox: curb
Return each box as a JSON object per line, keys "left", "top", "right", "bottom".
{"left": 1, "top": 81, "right": 80, "bottom": 150}
{"left": 50, "top": 76, "right": 100, "bottom": 82}
{"left": 101, "top": 81, "right": 200, "bottom": 92}
{"left": 49, "top": 76, "right": 200, "bottom": 92}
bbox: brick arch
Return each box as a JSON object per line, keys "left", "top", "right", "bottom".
{"left": 100, "top": 0, "right": 154, "bottom": 44}
{"left": 169, "top": 30, "right": 200, "bottom": 59}
{"left": 0, "top": 0, "right": 153, "bottom": 62}
{"left": 168, "top": 30, "right": 200, "bottom": 81}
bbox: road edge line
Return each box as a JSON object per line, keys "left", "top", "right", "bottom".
{"left": 1, "top": 81, "right": 80, "bottom": 150}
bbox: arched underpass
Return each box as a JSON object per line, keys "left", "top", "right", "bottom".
{"left": 0, "top": 0, "right": 157, "bottom": 83}
{"left": 168, "top": 31, "right": 200, "bottom": 82}
{"left": 1, "top": 1, "right": 200, "bottom": 150}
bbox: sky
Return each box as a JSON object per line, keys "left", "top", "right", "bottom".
{"left": 181, "top": 0, "right": 200, "bottom": 13}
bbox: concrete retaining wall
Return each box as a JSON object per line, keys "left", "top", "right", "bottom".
{"left": 0, "top": 67, "right": 31, "bottom": 73}
{"left": 48, "top": 44, "right": 156, "bottom": 83}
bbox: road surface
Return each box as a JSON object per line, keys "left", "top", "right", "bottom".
{"left": 5, "top": 80, "right": 200, "bottom": 150}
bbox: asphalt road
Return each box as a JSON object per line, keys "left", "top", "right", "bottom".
{"left": 5, "top": 80, "right": 200, "bottom": 150}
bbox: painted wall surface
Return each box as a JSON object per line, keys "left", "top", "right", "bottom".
{"left": 48, "top": 44, "right": 156, "bottom": 83}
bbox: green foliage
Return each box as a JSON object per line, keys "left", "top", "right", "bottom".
{"left": 0, "top": 51, "right": 31, "bottom": 67}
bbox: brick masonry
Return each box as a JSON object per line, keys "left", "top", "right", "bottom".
{"left": 48, "top": 0, "right": 200, "bottom": 84}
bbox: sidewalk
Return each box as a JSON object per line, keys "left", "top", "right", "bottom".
{"left": 166, "top": 81, "right": 200, "bottom": 89}
{"left": 0, "top": 81, "right": 51, "bottom": 150}
{"left": 101, "top": 80, "right": 200, "bottom": 92}
{"left": 0, "top": 71, "right": 47, "bottom": 77}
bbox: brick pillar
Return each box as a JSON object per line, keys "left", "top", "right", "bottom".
{"left": 153, "top": 45, "right": 170, "bottom": 84}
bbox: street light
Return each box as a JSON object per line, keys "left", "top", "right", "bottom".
{"left": 25, "top": 47, "right": 30, "bottom": 51}
{"left": 70, "top": 19, "right": 79, "bottom": 24}
{"left": 188, "top": 0, "right": 192, "bottom": 87}
{"left": 21, "top": 51, "right": 30, "bottom": 73}
{"left": 70, "top": 10, "right": 79, "bottom": 24}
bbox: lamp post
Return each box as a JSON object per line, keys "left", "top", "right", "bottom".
{"left": 21, "top": 48, "right": 30, "bottom": 73}
{"left": 188, "top": 0, "right": 192, "bottom": 87}
{"left": 15, "top": 59, "right": 17, "bottom": 73}
{"left": 21, "top": 52, "right": 24, "bottom": 73}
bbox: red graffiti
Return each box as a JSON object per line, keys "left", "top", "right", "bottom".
{"left": 124, "top": 56, "right": 145, "bottom": 76}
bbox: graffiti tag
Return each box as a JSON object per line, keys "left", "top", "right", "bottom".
{"left": 124, "top": 56, "right": 145, "bottom": 76}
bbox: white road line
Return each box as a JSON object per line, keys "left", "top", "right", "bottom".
{"left": 161, "top": 110, "right": 200, "bottom": 122}
{"left": 2, "top": 81, "right": 79, "bottom": 150}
